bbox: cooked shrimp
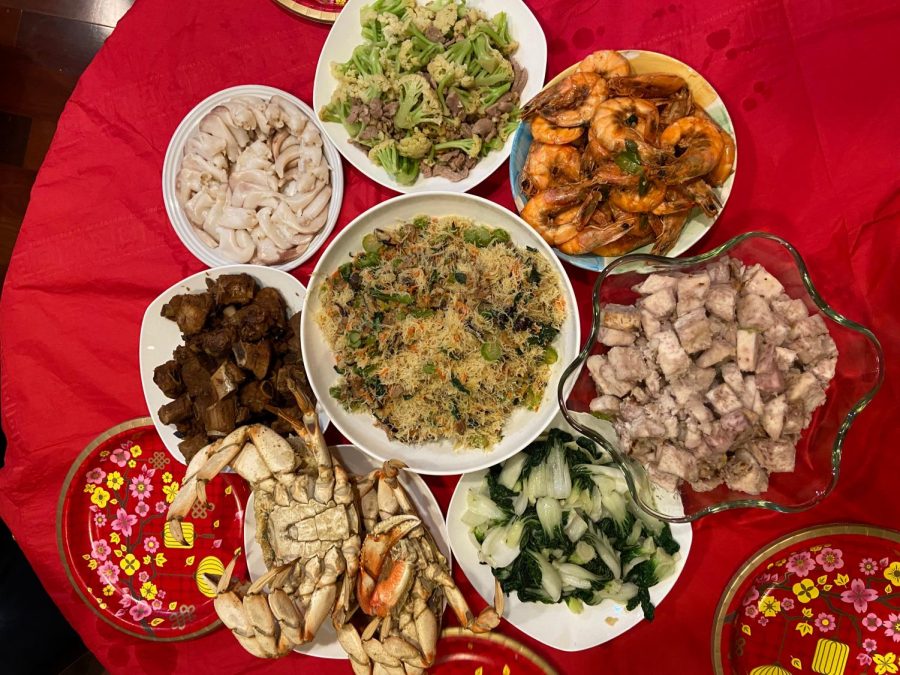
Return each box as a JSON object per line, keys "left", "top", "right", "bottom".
{"left": 530, "top": 116, "right": 584, "bottom": 145}
{"left": 652, "top": 186, "right": 695, "bottom": 215}
{"left": 706, "top": 127, "right": 736, "bottom": 186}
{"left": 521, "top": 180, "right": 601, "bottom": 245}
{"left": 607, "top": 73, "right": 687, "bottom": 98}
{"left": 523, "top": 72, "right": 607, "bottom": 127}
{"left": 649, "top": 210, "right": 690, "bottom": 255}
{"left": 609, "top": 180, "right": 667, "bottom": 213}
{"left": 576, "top": 50, "right": 631, "bottom": 78}
{"left": 659, "top": 87, "right": 694, "bottom": 127}
{"left": 520, "top": 143, "right": 582, "bottom": 196}
{"left": 590, "top": 97, "right": 661, "bottom": 159}
{"left": 592, "top": 213, "right": 655, "bottom": 256}
{"left": 681, "top": 178, "right": 721, "bottom": 217}
{"left": 584, "top": 159, "right": 642, "bottom": 187}
{"left": 541, "top": 73, "right": 609, "bottom": 128}
{"left": 658, "top": 116, "right": 724, "bottom": 183}
{"left": 558, "top": 205, "right": 632, "bottom": 255}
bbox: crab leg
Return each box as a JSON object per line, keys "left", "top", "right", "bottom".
{"left": 425, "top": 570, "right": 504, "bottom": 634}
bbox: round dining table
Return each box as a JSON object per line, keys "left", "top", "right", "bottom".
{"left": 1, "top": 0, "right": 898, "bottom": 672}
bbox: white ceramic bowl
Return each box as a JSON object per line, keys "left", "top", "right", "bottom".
{"left": 301, "top": 192, "right": 581, "bottom": 475}
{"left": 313, "top": 0, "right": 547, "bottom": 194}
{"left": 162, "top": 85, "right": 344, "bottom": 271}
{"left": 244, "top": 445, "right": 450, "bottom": 659}
{"left": 446, "top": 412, "right": 693, "bottom": 651}
{"left": 139, "top": 264, "right": 328, "bottom": 464}
{"left": 510, "top": 49, "right": 737, "bottom": 272}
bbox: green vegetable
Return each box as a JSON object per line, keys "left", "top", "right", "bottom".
{"left": 368, "top": 139, "right": 420, "bottom": 185}
{"left": 355, "top": 250, "right": 381, "bottom": 268}
{"left": 339, "top": 262, "right": 353, "bottom": 281}
{"left": 434, "top": 135, "right": 483, "bottom": 158}
{"left": 450, "top": 375, "right": 470, "bottom": 394}
{"left": 329, "top": 385, "right": 344, "bottom": 400}
{"left": 454, "top": 271, "right": 467, "bottom": 283}
{"left": 490, "top": 228, "right": 510, "bottom": 243}
{"left": 480, "top": 341, "right": 501, "bottom": 361}
{"left": 615, "top": 139, "right": 643, "bottom": 175}
{"left": 368, "top": 288, "right": 413, "bottom": 304}
{"left": 422, "top": 362, "right": 437, "bottom": 374}
{"left": 347, "top": 331, "right": 362, "bottom": 348}
{"left": 413, "top": 215, "right": 431, "bottom": 229}
{"left": 394, "top": 73, "right": 443, "bottom": 130}
{"left": 542, "top": 346, "right": 558, "bottom": 364}
{"left": 362, "top": 233, "right": 382, "bottom": 253}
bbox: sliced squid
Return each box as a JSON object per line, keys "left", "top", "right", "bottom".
{"left": 179, "top": 93, "right": 331, "bottom": 265}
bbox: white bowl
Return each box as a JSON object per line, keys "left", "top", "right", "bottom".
{"left": 301, "top": 192, "right": 581, "bottom": 475}
{"left": 139, "top": 264, "right": 328, "bottom": 464}
{"left": 313, "top": 0, "right": 547, "bottom": 194}
{"left": 445, "top": 412, "right": 693, "bottom": 651}
{"left": 161, "top": 85, "right": 344, "bottom": 271}
{"left": 243, "top": 445, "right": 450, "bottom": 659}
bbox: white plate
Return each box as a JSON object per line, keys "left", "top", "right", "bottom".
{"left": 446, "top": 412, "right": 693, "bottom": 652}
{"left": 243, "top": 445, "right": 450, "bottom": 659}
{"left": 301, "top": 192, "right": 581, "bottom": 475}
{"left": 313, "top": 0, "right": 547, "bottom": 194}
{"left": 139, "top": 264, "right": 328, "bottom": 464}
{"left": 161, "top": 85, "right": 344, "bottom": 271}
{"left": 510, "top": 49, "right": 737, "bottom": 272}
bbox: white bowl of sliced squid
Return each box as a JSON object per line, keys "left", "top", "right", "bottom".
{"left": 163, "top": 85, "right": 344, "bottom": 271}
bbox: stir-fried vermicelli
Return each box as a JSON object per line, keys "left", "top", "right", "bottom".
{"left": 318, "top": 215, "right": 566, "bottom": 448}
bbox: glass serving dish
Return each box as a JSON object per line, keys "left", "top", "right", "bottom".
{"left": 558, "top": 231, "right": 884, "bottom": 522}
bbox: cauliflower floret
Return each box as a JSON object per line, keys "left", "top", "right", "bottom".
{"left": 380, "top": 13, "right": 410, "bottom": 45}
{"left": 398, "top": 130, "right": 433, "bottom": 159}
{"left": 394, "top": 73, "right": 442, "bottom": 129}
{"left": 427, "top": 53, "right": 466, "bottom": 91}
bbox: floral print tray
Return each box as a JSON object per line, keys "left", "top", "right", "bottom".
{"left": 56, "top": 418, "right": 250, "bottom": 640}
{"left": 712, "top": 524, "right": 900, "bottom": 675}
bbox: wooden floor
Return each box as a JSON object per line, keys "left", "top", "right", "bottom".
{"left": 0, "top": 0, "right": 134, "bottom": 284}
{"left": 0, "top": 4, "right": 133, "bottom": 671}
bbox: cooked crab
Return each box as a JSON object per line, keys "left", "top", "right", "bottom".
{"left": 337, "top": 461, "right": 503, "bottom": 675}
{"left": 166, "top": 382, "right": 360, "bottom": 657}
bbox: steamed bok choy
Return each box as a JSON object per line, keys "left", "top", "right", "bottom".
{"left": 463, "top": 428, "right": 680, "bottom": 620}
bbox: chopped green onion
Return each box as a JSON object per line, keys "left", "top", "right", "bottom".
{"left": 347, "top": 331, "right": 362, "bottom": 348}
{"left": 362, "top": 233, "right": 382, "bottom": 253}
{"left": 481, "top": 341, "right": 502, "bottom": 361}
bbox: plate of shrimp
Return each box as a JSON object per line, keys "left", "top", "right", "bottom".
{"left": 509, "top": 49, "right": 736, "bottom": 271}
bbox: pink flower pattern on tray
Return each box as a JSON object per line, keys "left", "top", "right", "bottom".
{"left": 729, "top": 536, "right": 900, "bottom": 669}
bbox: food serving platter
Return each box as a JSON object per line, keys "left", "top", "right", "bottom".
{"left": 712, "top": 523, "right": 900, "bottom": 675}
{"left": 271, "top": 0, "right": 344, "bottom": 23}
{"left": 301, "top": 192, "right": 580, "bottom": 476}
{"left": 433, "top": 627, "right": 559, "bottom": 674}
{"left": 162, "top": 85, "right": 343, "bottom": 271}
{"left": 243, "top": 445, "right": 450, "bottom": 658}
{"left": 57, "top": 418, "right": 250, "bottom": 640}
{"left": 446, "top": 412, "right": 693, "bottom": 651}
{"left": 313, "top": 0, "right": 547, "bottom": 194}
{"left": 139, "top": 264, "right": 329, "bottom": 465}
{"left": 510, "top": 49, "right": 737, "bottom": 272}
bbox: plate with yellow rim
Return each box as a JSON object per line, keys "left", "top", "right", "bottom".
{"left": 56, "top": 418, "right": 250, "bottom": 641}
{"left": 271, "top": 0, "right": 345, "bottom": 23}
{"left": 711, "top": 523, "right": 900, "bottom": 675}
{"left": 510, "top": 49, "right": 737, "bottom": 272}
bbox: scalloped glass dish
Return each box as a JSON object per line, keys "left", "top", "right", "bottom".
{"left": 558, "top": 231, "right": 884, "bottom": 522}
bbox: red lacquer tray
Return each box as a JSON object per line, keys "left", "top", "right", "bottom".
{"left": 712, "top": 524, "right": 900, "bottom": 675}
{"left": 56, "top": 418, "right": 250, "bottom": 640}
{"left": 271, "top": 0, "right": 344, "bottom": 23}
{"left": 432, "top": 628, "right": 558, "bottom": 675}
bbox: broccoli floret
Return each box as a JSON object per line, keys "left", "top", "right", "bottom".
{"left": 368, "top": 140, "right": 420, "bottom": 185}
{"left": 473, "top": 11, "right": 518, "bottom": 54}
{"left": 393, "top": 74, "right": 443, "bottom": 129}
{"left": 397, "top": 130, "right": 432, "bottom": 159}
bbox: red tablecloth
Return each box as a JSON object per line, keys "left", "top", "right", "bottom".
{"left": 2, "top": 0, "right": 899, "bottom": 672}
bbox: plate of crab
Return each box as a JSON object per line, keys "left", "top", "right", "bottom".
{"left": 510, "top": 49, "right": 737, "bottom": 271}
{"left": 164, "top": 379, "right": 503, "bottom": 672}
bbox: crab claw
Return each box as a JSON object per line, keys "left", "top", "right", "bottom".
{"left": 357, "top": 514, "right": 421, "bottom": 615}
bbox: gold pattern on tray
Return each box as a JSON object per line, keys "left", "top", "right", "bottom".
{"left": 271, "top": 0, "right": 342, "bottom": 23}
{"left": 440, "top": 628, "right": 558, "bottom": 675}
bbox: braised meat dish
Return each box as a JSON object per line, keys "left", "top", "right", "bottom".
{"left": 152, "top": 273, "right": 316, "bottom": 461}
